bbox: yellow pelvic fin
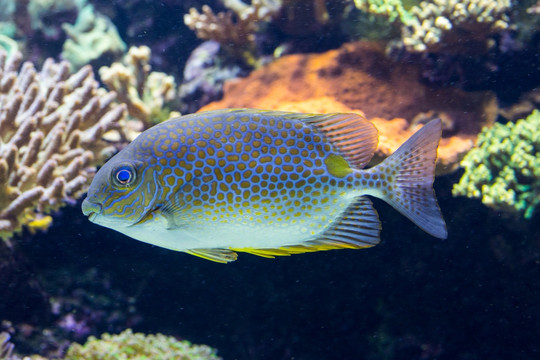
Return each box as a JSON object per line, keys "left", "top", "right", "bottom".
{"left": 185, "top": 248, "right": 238, "bottom": 263}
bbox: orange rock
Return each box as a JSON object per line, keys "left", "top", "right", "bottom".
{"left": 201, "top": 41, "right": 497, "bottom": 174}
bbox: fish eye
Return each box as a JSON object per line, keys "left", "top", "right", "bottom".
{"left": 112, "top": 164, "right": 136, "bottom": 187}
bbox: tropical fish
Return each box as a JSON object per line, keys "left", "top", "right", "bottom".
{"left": 82, "top": 109, "right": 447, "bottom": 263}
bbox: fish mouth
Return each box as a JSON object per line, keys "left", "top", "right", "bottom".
{"left": 82, "top": 198, "right": 102, "bottom": 222}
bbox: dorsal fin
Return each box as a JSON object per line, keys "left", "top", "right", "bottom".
{"left": 302, "top": 113, "right": 379, "bottom": 169}
{"left": 232, "top": 197, "right": 381, "bottom": 258}
{"left": 191, "top": 109, "right": 379, "bottom": 169}
{"left": 185, "top": 249, "right": 238, "bottom": 263}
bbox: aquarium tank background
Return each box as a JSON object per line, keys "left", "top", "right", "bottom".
{"left": 0, "top": 0, "right": 539, "bottom": 359}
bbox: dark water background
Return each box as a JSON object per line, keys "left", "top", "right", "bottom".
{"left": 10, "top": 172, "right": 539, "bottom": 359}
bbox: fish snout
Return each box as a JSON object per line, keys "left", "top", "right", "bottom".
{"left": 82, "top": 198, "right": 102, "bottom": 221}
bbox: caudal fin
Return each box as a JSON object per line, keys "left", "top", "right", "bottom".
{"left": 376, "top": 119, "right": 447, "bottom": 239}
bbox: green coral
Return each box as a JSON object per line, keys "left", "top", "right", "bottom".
{"left": 64, "top": 329, "right": 221, "bottom": 360}
{"left": 354, "top": 0, "right": 418, "bottom": 25}
{"left": 453, "top": 110, "right": 540, "bottom": 219}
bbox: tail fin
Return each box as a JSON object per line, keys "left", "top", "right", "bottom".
{"left": 375, "top": 119, "right": 447, "bottom": 239}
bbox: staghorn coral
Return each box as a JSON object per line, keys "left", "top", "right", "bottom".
{"left": 201, "top": 41, "right": 498, "bottom": 174}
{"left": 0, "top": 49, "right": 126, "bottom": 243}
{"left": 453, "top": 110, "right": 540, "bottom": 219}
{"left": 184, "top": 0, "right": 280, "bottom": 66}
{"left": 61, "top": 4, "right": 126, "bottom": 70}
{"left": 99, "top": 46, "right": 179, "bottom": 135}
{"left": 64, "top": 329, "right": 221, "bottom": 360}
{"left": 402, "top": 0, "right": 512, "bottom": 53}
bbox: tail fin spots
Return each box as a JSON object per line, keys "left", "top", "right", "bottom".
{"left": 378, "top": 119, "right": 448, "bottom": 239}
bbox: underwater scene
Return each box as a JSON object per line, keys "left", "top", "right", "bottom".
{"left": 0, "top": 0, "right": 539, "bottom": 359}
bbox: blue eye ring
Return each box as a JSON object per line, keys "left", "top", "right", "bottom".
{"left": 112, "top": 164, "right": 136, "bottom": 187}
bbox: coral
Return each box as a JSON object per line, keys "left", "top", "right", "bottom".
{"left": 61, "top": 4, "right": 126, "bottom": 70}
{"left": 28, "top": 0, "right": 85, "bottom": 41}
{"left": 1, "top": 332, "right": 14, "bottom": 359}
{"left": 453, "top": 110, "right": 540, "bottom": 219}
{"left": 354, "top": 0, "right": 417, "bottom": 25}
{"left": 64, "top": 329, "right": 221, "bottom": 360}
{"left": 402, "top": 0, "right": 512, "bottom": 53}
{"left": 0, "top": 49, "right": 126, "bottom": 243}
{"left": 201, "top": 41, "right": 498, "bottom": 174}
{"left": 178, "top": 41, "right": 246, "bottom": 113}
{"left": 184, "top": 0, "right": 280, "bottom": 66}
{"left": 99, "top": 46, "right": 179, "bottom": 135}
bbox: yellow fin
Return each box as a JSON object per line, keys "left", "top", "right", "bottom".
{"left": 185, "top": 249, "right": 238, "bottom": 263}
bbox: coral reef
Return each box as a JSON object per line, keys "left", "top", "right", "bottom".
{"left": 355, "top": 0, "right": 513, "bottom": 54}
{"left": 402, "top": 0, "right": 512, "bottom": 54}
{"left": 64, "top": 329, "right": 221, "bottom": 360}
{"left": 99, "top": 46, "right": 179, "bottom": 135}
{"left": 354, "top": 0, "right": 417, "bottom": 25}
{"left": 453, "top": 110, "right": 540, "bottom": 219}
{"left": 61, "top": 4, "right": 126, "bottom": 70}
{"left": 27, "top": 0, "right": 85, "bottom": 41}
{"left": 178, "top": 41, "right": 246, "bottom": 113}
{"left": 0, "top": 49, "right": 126, "bottom": 243}
{"left": 201, "top": 41, "right": 498, "bottom": 174}
{"left": 184, "top": 0, "right": 280, "bottom": 66}
{"left": 1, "top": 332, "right": 14, "bottom": 359}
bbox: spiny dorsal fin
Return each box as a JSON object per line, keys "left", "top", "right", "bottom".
{"left": 232, "top": 197, "right": 381, "bottom": 258}
{"left": 195, "top": 109, "right": 379, "bottom": 169}
{"left": 302, "top": 113, "right": 378, "bottom": 169}
{"left": 185, "top": 249, "right": 238, "bottom": 263}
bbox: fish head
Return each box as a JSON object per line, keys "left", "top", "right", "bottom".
{"left": 82, "top": 149, "right": 159, "bottom": 230}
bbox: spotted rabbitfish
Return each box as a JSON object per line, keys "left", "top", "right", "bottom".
{"left": 82, "top": 109, "right": 447, "bottom": 263}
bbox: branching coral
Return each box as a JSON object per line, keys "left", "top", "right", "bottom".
{"left": 64, "top": 329, "right": 221, "bottom": 360}
{"left": 184, "top": 0, "right": 280, "bottom": 65}
{"left": 99, "top": 46, "right": 179, "bottom": 134}
{"left": 354, "top": 0, "right": 513, "bottom": 54}
{"left": 402, "top": 0, "right": 512, "bottom": 53}
{"left": 453, "top": 110, "right": 540, "bottom": 219}
{"left": 0, "top": 49, "right": 126, "bottom": 243}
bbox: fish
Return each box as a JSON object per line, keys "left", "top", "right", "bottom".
{"left": 82, "top": 109, "right": 447, "bottom": 263}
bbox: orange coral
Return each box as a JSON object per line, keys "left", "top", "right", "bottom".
{"left": 201, "top": 41, "right": 498, "bottom": 174}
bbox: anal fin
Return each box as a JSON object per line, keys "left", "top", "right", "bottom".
{"left": 233, "top": 197, "right": 381, "bottom": 258}
{"left": 312, "top": 196, "right": 381, "bottom": 248}
{"left": 185, "top": 248, "right": 238, "bottom": 263}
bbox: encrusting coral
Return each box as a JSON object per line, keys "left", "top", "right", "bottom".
{"left": 64, "top": 329, "right": 221, "bottom": 360}
{"left": 99, "top": 46, "right": 179, "bottom": 136}
{"left": 0, "top": 49, "right": 126, "bottom": 243}
{"left": 453, "top": 110, "right": 540, "bottom": 219}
